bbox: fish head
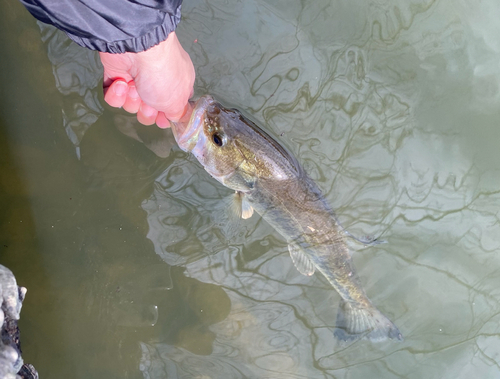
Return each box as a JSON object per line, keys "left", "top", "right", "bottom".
{"left": 171, "top": 95, "right": 300, "bottom": 191}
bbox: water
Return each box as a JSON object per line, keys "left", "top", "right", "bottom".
{"left": 1, "top": 0, "right": 500, "bottom": 378}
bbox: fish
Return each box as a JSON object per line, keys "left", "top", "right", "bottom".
{"left": 170, "top": 95, "right": 402, "bottom": 342}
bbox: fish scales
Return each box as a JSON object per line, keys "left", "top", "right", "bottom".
{"left": 171, "top": 95, "right": 402, "bottom": 342}
{"left": 247, "top": 178, "right": 367, "bottom": 302}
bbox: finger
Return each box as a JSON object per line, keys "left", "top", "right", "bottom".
{"left": 164, "top": 102, "right": 192, "bottom": 123}
{"left": 156, "top": 112, "right": 171, "bottom": 129}
{"left": 104, "top": 80, "right": 129, "bottom": 108}
{"left": 122, "top": 83, "right": 141, "bottom": 114}
{"left": 168, "top": 102, "right": 193, "bottom": 123}
{"left": 137, "top": 103, "right": 158, "bottom": 126}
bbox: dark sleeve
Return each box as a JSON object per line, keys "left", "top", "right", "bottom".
{"left": 19, "top": 0, "right": 182, "bottom": 53}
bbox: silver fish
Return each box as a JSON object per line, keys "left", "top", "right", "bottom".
{"left": 171, "top": 95, "right": 402, "bottom": 342}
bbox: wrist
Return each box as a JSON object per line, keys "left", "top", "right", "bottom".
{"left": 133, "top": 32, "right": 178, "bottom": 73}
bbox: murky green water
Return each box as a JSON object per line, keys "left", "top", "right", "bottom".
{"left": 2, "top": 0, "right": 500, "bottom": 378}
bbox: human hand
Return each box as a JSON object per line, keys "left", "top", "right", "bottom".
{"left": 99, "top": 31, "right": 195, "bottom": 128}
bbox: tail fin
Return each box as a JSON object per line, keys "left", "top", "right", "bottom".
{"left": 334, "top": 299, "right": 403, "bottom": 342}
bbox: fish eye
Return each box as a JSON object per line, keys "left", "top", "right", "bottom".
{"left": 212, "top": 133, "right": 224, "bottom": 147}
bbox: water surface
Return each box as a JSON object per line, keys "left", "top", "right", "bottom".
{"left": 1, "top": 0, "right": 500, "bottom": 378}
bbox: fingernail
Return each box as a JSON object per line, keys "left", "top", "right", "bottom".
{"left": 113, "top": 81, "right": 128, "bottom": 96}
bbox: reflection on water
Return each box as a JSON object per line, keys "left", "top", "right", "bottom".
{"left": 2, "top": 0, "right": 500, "bottom": 378}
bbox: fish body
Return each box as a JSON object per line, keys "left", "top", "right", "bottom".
{"left": 171, "top": 95, "right": 402, "bottom": 342}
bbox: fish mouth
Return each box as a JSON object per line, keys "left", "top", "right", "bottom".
{"left": 170, "top": 96, "right": 214, "bottom": 152}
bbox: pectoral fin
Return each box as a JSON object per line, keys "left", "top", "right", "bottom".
{"left": 288, "top": 243, "right": 315, "bottom": 276}
{"left": 231, "top": 191, "right": 254, "bottom": 219}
